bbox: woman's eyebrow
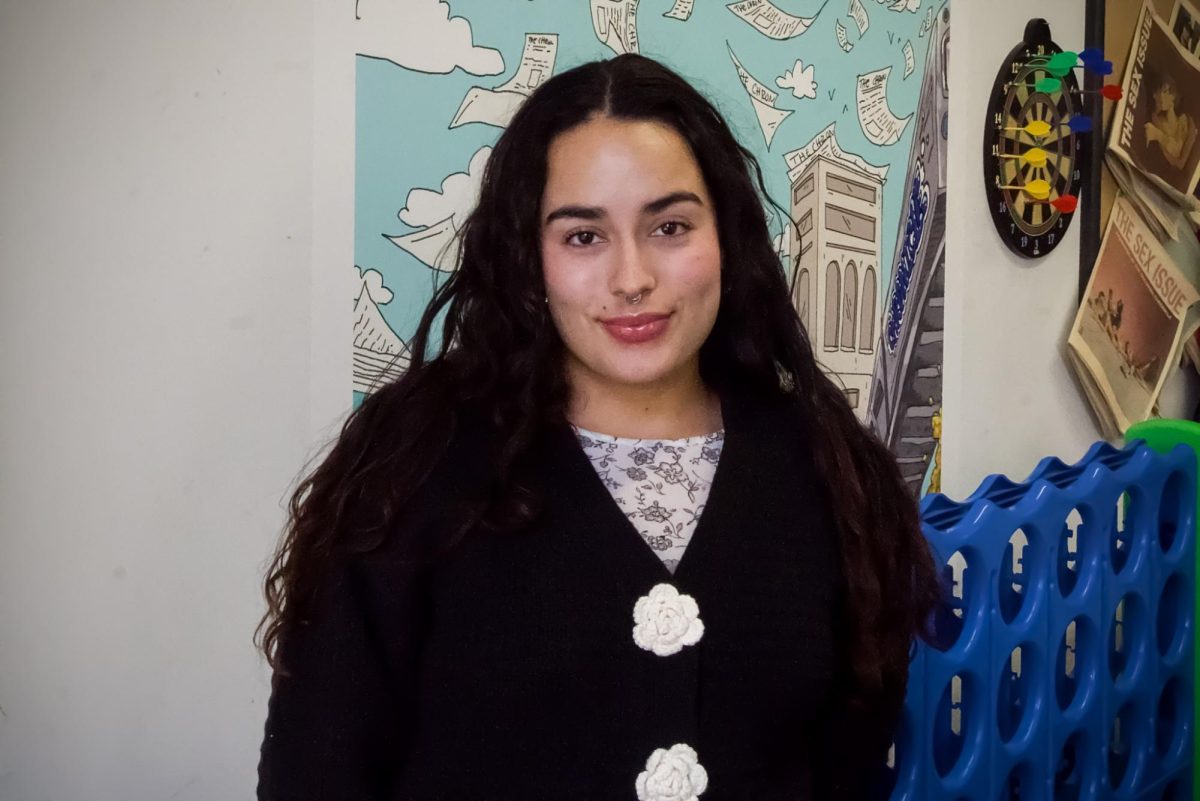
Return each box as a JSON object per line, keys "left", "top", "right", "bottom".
{"left": 543, "top": 204, "right": 604, "bottom": 225}
{"left": 543, "top": 190, "right": 704, "bottom": 225}
{"left": 643, "top": 190, "right": 704, "bottom": 214}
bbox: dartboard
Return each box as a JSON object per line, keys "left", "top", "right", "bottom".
{"left": 983, "top": 19, "right": 1085, "bottom": 259}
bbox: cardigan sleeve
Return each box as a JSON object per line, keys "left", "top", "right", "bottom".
{"left": 256, "top": 413, "right": 489, "bottom": 800}
{"left": 256, "top": 555, "right": 419, "bottom": 801}
{"left": 807, "top": 647, "right": 907, "bottom": 801}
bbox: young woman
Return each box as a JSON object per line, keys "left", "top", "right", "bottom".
{"left": 1144, "top": 75, "right": 1197, "bottom": 172}
{"left": 256, "top": 54, "right": 941, "bottom": 801}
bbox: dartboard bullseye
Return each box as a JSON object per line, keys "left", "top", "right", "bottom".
{"left": 983, "top": 19, "right": 1086, "bottom": 259}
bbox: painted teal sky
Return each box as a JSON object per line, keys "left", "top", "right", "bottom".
{"left": 356, "top": 0, "right": 942, "bottom": 348}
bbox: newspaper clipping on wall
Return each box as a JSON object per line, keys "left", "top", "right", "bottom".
{"left": 1067, "top": 195, "right": 1200, "bottom": 437}
{"left": 1170, "top": 0, "right": 1200, "bottom": 57}
{"left": 1109, "top": 1, "right": 1200, "bottom": 213}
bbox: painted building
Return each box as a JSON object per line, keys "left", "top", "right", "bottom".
{"left": 867, "top": 6, "right": 951, "bottom": 494}
{"left": 784, "top": 125, "right": 889, "bottom": 421}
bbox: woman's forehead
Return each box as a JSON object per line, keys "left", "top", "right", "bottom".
{"left": 541, "top": 118, "right": 708, "bottom": 212}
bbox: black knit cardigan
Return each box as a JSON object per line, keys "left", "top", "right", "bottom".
{"left": 257, "top": 386, "right": 904, "bottom": 800}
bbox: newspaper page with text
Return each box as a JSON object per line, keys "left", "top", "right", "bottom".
{"left": 1170, "top": 0, "right": 1200, "bottom": 59}
{"left": 1067, "top": 195, "right": 1200, "bottom": 436}
{"left": 1109, "top": 0, "right": 1200, "bottom": 217}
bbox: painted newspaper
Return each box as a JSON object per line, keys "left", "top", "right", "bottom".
{"left": 1108, "top": 0, "right": 1200, "bottom": 217}
{"left": 1067, "top": 195, "right": 1200, "bottom": 437}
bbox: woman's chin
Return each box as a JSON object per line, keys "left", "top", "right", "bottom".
{"left": 592, "top": 359, "right": 689, "bottom": 390}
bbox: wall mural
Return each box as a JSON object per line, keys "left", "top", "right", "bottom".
{"left": 350, "top": 0, "right": 950, "bottom": 494}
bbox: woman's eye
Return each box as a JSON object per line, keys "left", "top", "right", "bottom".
{"left": 656, "top": 221, "right": 691, "bottom": 236}
{"left": 566, "top": 230, "right": 598, "bottom": 247}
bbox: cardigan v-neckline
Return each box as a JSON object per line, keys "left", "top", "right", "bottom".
{"left": 549, "top": 389, "right": 745, "bottom": 586}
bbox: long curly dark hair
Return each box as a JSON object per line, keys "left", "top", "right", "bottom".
{"left": 257, "top": 54, "right": 941, "bottom": 711}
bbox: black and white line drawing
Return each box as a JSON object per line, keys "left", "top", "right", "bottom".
{"left": 836, "top": 19, "right": 853, "bottom": 52}
{"left": 776, "top": 59, "right": 819, "bottom": 101}
{"left": 450, "top": 33, "right": 558, "bottom": 129}
{"left": 353, "top": 267, "right": 411, "bottom": 393}
{"left": 728, "top": 44, "right": 794, "bottom": 147}
{"left": 850, "top": 0, "right": 870, "bottom": 36}
{"left": 663, "top": 0, "right": 694, "bottom": 21}
{"left": 591, "top": 0, "right": 640, "bottom": 55}
{"left": 781, "top": 124, "right": 889, "bottom": 426}
{"left": 726, "top": 0, "right": 830, "bottom": 40}
{"left": 918, "top": 4, "right": 934, "bottom": 35}
{"left": 856, "top": 66, "right": 912, "bottom": 145}
{"left": 386, "top": 146, "right": 492, "bottom": 272}
{"left": 355, "top": 0, "right": 504, "bottom": 76}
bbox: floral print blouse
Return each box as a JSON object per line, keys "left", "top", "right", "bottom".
{"left": 573, "top": 425, "right": 725, "bottom": 574}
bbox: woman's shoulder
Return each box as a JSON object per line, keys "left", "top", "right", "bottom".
{"left": 405, "top": 404, "right": 496, "bottom": 517}
{"left": 336, "top": 398, "right": 498, "bottom": 570}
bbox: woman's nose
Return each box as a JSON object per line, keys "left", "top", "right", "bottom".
{"left": 610, "top": 239, "right": 655, "bottom": 300}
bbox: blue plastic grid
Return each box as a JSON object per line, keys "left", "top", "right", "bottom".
{"left": 883, "top": 441, "right": 1197, "bottom": 801}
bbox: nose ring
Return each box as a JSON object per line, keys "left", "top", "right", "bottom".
{"left": 627, "top": 291, "right": 644, "bottom": 305}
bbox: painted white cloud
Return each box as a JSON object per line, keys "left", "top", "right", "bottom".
{"left": 772, "top": 222, "right": 793, "bottom": 259}
{"left": 355, "top": 0, "right": 504, "bottom": 76}
{"left": 398, "top": 146, "right": 492, "bottom": 230}
{"left": 775, "top": 60, "right": 817, "bottom": 100}
{"left": 357, "top": 267, "right": 394, "bottom": 305}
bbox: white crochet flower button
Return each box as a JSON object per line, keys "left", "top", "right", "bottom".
{"left": 636, "top": 743, "right": 708, "bottom": 801}
{"left": 632, "top": 583, "right": 704, "bottom": 657}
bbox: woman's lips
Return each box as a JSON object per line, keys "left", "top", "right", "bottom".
{"left": 601, "top": 312, "right": 671, "bottom": 344}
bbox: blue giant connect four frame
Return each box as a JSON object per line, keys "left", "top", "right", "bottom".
{"left": 883, "top": 441, "right": 1196, "bottom": 800}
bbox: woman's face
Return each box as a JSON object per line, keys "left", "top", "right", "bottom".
{"left": 539, "top": 115, "right": 722, "bottom": 395}
{"left": 1155, "top": 82, "right": 1177, "bottom": 113}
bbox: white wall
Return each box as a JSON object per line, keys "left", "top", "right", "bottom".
{"left": 1, "top": 2, "right": 1195, "bottom": 800}
{"left": 942, "top": 0, "right": 1198, "bottom": 499}
{"left": 0, "top": 2, "right": 313, "bottom": 799}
